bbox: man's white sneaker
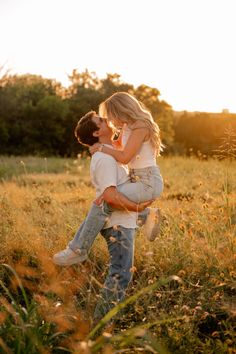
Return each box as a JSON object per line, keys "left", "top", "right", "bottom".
{"left": 53, "top": 248, "right": 87, "bottom": 266}
{"left": 143, "top": 208, "right": 162, "bottom": 242}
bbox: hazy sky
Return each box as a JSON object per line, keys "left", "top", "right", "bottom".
{"left": 1, "top": 0, "right": 236, "bottom": 112}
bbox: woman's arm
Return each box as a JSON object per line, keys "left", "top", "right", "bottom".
{"left": 90, "top": 126, "right": 149, "bottom": 164}
{"left": 112, "top": 129, "right": 123, "bottom": 149}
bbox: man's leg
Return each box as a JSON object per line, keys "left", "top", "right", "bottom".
{"left": 93, "top": 226, "right": 135, "bottom": 320}
{"left": 53, "top": 220, "right": 87, "bottom": 265}
{"left": 69, "top": 203, "right": 109, "bottom": 255}
{"left": 55, "top": 182, "right": 144, "bottom": 265}
{"left": 53, "top": 203, "right": 110, "bottom": 266}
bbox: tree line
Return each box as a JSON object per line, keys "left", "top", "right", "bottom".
{"left": 0, "top": 67, "right": 235, "bottom": 157}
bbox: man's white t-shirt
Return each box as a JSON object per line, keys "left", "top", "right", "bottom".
{"left": 90, "top": 150, "right": 137, "bottom": 229}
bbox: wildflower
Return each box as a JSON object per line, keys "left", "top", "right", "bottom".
{"left": 109, "top": 236, "right": 116, "bottom": 243}
{"left": 130, "top": 266, "right": 137, "bottom": 273}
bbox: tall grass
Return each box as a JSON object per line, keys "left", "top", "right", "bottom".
{"left": 0, "top": 155, "right": 235, "bottom": 353}
{"left": 0, "top": 155, "right": 90, "bottom": 180}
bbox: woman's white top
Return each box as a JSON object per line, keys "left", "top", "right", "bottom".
{"left": 121, "top": 124, "right": 156, "bottom": 169}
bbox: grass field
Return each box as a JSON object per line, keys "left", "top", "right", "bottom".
{"left": 0, "top": 155, "right": 235, "bottom": 353}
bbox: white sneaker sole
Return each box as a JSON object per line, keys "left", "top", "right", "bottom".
{"left": 143, "top": 208, "right": 162, "bottom": 242}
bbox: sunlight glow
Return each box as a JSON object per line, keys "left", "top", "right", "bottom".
{"left": 1, "top": 0, "right": 236, "bottom": 112}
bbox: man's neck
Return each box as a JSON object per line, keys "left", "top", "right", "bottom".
{"left": 99, "top": 137, "right": 113, "bottom": 145}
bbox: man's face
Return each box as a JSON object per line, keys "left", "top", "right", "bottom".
{"left": 92, "top": 115, "right": 114, "bottom": 139}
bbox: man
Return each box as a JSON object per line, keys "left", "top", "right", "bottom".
{"left": 53, "top": 111, "right": 151, "bottom": 319}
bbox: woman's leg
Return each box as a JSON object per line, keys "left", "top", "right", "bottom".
{"left": 118, "top": 166, "right": 164, "bottom": 203}
{"left": 118, "top": 167, "right": 164, "bottom": 241}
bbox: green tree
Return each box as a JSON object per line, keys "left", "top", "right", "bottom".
{"left": 100, "top": 73, "right": 133, "bottom": 99}
{"left": 0, "top": 74, "right": 66, "bottom": 155}
{"left": 33, "top": 96, "right": 70, "bottom": 155}
{"left": 174, "top": 112, "right": 236, "bottom": 156}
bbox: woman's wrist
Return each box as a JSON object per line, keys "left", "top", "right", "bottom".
{"left": 98, "top": 144, "right": 104, "bottom": 152}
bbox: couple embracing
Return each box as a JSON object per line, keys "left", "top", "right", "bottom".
{"left": 53, "top": 92, "right": 164, "bottom": 321}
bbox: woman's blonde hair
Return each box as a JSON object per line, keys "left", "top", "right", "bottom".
{"left": 99, "top": 92, "right": 163, "bottom": 155}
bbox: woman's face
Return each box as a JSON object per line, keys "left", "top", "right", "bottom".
{"left": 108, "top": 114, "right": 124, "bottom": 130}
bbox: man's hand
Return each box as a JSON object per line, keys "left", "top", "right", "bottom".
{"left": 136, "top": 200, "right": 154, "bottom": 212}
{"left": 89, "top": 143, "right": 102, "bottom": 155}
{"left": 102, "top": 186, "right": 154, "bottom": 212}
{"left": 94, "top": 194, "right": 104, "bottom": 205}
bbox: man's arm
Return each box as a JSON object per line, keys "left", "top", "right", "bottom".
{"left": 102, "top": 186, "right": 152, "bottom": 212}
{"left": 92, "top": 154, "right": 152, "bottom": 211}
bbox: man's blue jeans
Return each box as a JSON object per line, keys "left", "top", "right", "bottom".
{"left": 68, "top": 203, "right": 109, "bottom": 255}
{"left": 93, "top": 226, "right": 135, "bottom": 320}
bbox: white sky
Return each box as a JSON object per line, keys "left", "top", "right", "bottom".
{"left": 1, "top": 0, "right": 236, "bottom": 112}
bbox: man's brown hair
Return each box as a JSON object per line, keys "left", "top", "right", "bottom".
{"left": 74, "top": 111, "right": 99, "bottom": 146}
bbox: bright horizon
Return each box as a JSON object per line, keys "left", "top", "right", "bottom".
{"left": 1, "top": 0, "right": 236, "bottom": 113}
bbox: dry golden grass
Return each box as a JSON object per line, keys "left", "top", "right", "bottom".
{"left": 0, "top": 155, "right": 235, "bottom": 353}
